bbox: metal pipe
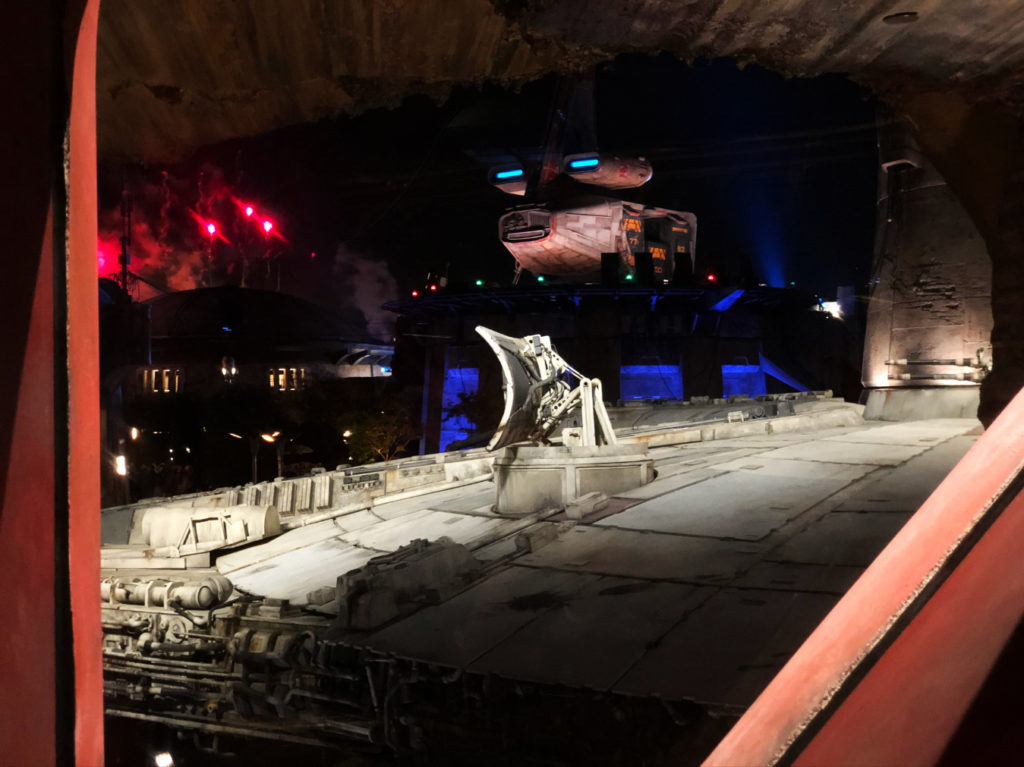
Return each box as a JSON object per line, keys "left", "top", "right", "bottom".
{"left": 885, "top": 357, "right": 985, "bottom": 368}
{"left": 101, "top": 575, "right": 233, "bottom": 609}
{"left": 888, "top": 372, "right": 983, "bottom": 381}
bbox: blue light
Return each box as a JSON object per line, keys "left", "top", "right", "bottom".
{"left": 440, "top": 367, "right": 479, "bottom": 451}
{"left": 569, "top": 158, "right": 600, "bottom": 169}
{"left": 620, "top": 365, "right": 683, "bottom": 400}
{"left": 379, "top": 366, "right": 392, "bottom": 375}
{"left": 739, "top": 180, "right": 786, "bottom": 288}
{"left": 721, "top": 364, "right": 767, "bottom": 397}
{"left": 495, "top": 169, "right": 523, "bottom": 179}
{"left": 710, "top": 289, "right": 745, "bottom": 312}
{"left": 221, "top": 326, "right": 232, "bottom": 332}
{"left": 759, "top": 354, "right": 808, "bottom": 392}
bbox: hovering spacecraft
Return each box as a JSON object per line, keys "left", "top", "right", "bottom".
{"left": 499, "top": 197, "right": 696, "bottom": 283}
{"left": 489, "top": 151, "right": 697, "bottom": 283}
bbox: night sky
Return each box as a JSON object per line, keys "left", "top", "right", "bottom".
{"left": 98, "top": 53, "right": 878, "bottom": 341}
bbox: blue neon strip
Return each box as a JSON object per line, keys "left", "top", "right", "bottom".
{"left": 759, "top": 354, "right": 808, "bottom": 392}
{"left": 495, "top": 169, "right": 523, "bottom": 179}
{"left": 711, "top": 289, "right": 745, "bottom": 311}
{"left": 569, "top": 158, "right": 600, "bottom": 169}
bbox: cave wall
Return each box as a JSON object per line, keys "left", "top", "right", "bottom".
{"left": 98, "top": 1, "right": 1024, "bottom": 163}
{"left": 97, "top": 0, "right": 571, "bottom": 161}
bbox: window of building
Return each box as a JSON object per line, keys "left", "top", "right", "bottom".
{"left": 139, "top": 367, "right": 183, "bottom": 394}
{"left": 268, "top": 367, "right": 307, "bottom": 391}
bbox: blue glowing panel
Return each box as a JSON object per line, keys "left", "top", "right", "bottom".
{"left": 620, "top": 365, "right": 683, "bottom": 400}
{"left": 710, "top": 289, "right": 745, "bottom": 312}
{"left": 495, "top": 169, "right": 523, "bottom": 179}
{"left": 569, "top": 158, "right": 600, "bottom": 169}
{"left": 440, "top": 367, "right": 479, "bottom": 451}
{"left": 721, "top": 364, "right": 767, "bottom": 397}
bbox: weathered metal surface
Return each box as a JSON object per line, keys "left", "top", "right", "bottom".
{"left": 515, "top": 525, "right": 763, "bottom": 583}
{"left": 615, "top": 588, "right": 838, "bottom": 706}
{"left": 772, "top": 511, "right": 916, "bottom": 568}
{"left": 704, "top": 392, "right": 1024, "bottom": 766}
{"left": 335, "top": 538, "right": 482, "bottom": 629}
{"left": 835, "top": 436, "right": 976, "bottom": 512}
{"left": 599, "top": 459, "right": 873, "bottom": 541}
{"left": 760, "top": 439, "right": 930, "bottom": 466}
{"left": 469, "top": 574, "right": 707, "bottom": 690}
{"left": 99, "top": 414, "right": 983, "bottom": 761}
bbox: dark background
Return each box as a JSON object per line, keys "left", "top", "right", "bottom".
{"left": 98, "top": 53, "right": 878, "bottom": 340}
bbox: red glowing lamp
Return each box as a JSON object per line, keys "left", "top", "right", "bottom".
{"left": 206, "top": 222, "right": 217, "bottom": 236}
{"left": 429, "top": 284, "right": 437, "bottom": 292}
{"left": 411, "top": 290, "right": 419, "bottom": 297}
{"left": 244, "top": 205, "right": 254, "bottom": 217}
{"left": 706, "top": 273, "right": 716, "bottom": 282}
{"left": 262, "top": 220, "right": 273, "bottom": 234}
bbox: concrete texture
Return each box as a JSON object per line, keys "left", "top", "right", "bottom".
{"left": 864, "top": 387, "right": 983, "bottom": 421}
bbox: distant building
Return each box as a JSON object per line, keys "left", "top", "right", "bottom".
{"left": 386, "top": 284, "right": 858, "bottom": 454}
{"left": 100, "top": 285, "right": 394, "bottom": 505}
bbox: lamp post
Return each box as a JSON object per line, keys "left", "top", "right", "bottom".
{"left": 260, "top": 431, "right": 283, "bottom": 478}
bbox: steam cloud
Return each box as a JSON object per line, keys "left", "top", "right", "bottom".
{"left": 331, "top": 245, "right": 398, "bottom": 340}
{"left": 98, "top": 164, "right": 399, "bottom": 342}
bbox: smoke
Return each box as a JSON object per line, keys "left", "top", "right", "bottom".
{"left": 97, "top": 165, "right": 276, "bottom": 298}
{"left": 97, "top": 164, "right": 398, "bottom": 342}
{"left": 331, "top": 245, "right": 398, "bottom": 340}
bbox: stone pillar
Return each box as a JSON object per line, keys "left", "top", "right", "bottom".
{"left": 889, "top": 91, "right": 1021, "bottom": 426}
{"left": 861, "top": 107, "right": 992, "bottom": 419}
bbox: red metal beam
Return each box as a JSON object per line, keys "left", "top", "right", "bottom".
{"left": 0, "top": 2, "right": 102, "bottom": 764}
{"left": 705, "top": 387, "right": 1024, "bottom": 766}
{"left": 69, "top": 1, "right": 104, "bottom": 763}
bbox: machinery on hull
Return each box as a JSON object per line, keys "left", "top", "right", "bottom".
{"left": 476, "top": 325, "right": 617, "bottom": 450}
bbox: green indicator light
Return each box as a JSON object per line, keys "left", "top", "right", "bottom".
{"left": 625, "top": 274, "right": 634, "bottom": 281}
{"left": 537, "top": 275, "right": 545, "bottom": 282}
{"left": 475, "top": 279, "right": 484, "bottom": 286}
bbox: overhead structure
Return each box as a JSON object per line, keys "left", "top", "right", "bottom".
{"left": 475, "top": 325, "right": 617, "bottom": 450}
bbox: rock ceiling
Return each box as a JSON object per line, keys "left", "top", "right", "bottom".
{"left": 98, "top": 0, "right": 1024, "bottom": 161}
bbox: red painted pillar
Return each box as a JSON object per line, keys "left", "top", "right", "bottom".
{"left": 69, "top": 2, "right": 104, "bottom": 764}
{"left": 0, "top": 2, "right": 102, "bottom": 764}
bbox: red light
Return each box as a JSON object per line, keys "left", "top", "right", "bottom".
{"left": 707, "top": 273, "right": 716, "bottom": 282}
{"left": 206, "top": 222, "right": 216, "bottom": 236}
{"left": 244, "top": 206, "right": 254, "bottom": 217}
{"left": 310, "top": 252, "right": 316, "bottom": 259}
{"left": 411, "top": 290, "right": 419, "bottom": 297}
{"left": 429, "top": 284, "right": 437, "bottom": 292}
{"left": 262, "top": 220, "right": 273, "bottom": 234}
